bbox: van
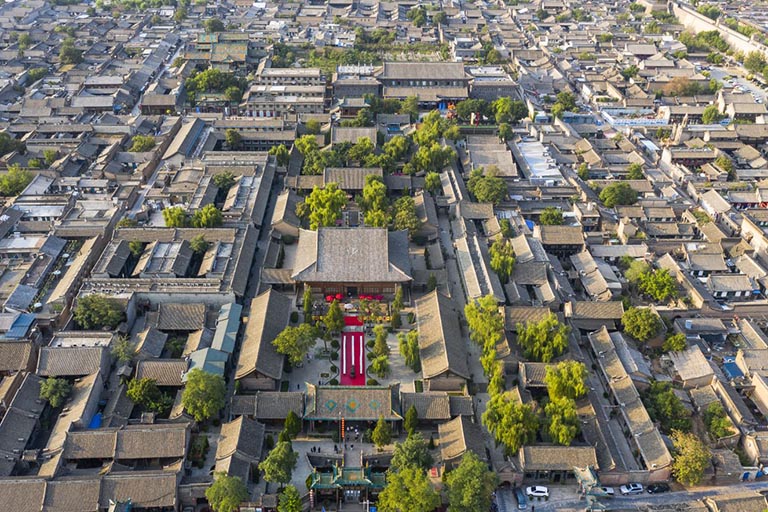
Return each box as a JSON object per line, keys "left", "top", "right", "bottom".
{"left": 514, "top": 487, "right": 528, "bottom": 510}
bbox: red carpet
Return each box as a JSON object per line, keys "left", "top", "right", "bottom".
{"left": 340, "top": 331, "right": 365, "bottom": 386}
{"left": 344, "top": 316, "right": 363, "bottom": 326}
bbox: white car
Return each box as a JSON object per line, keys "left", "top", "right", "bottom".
{"left": 526, "top": 486, "right": 549, "bottom": 498}
{"left": 601, "top": 487, "right": 615, "bottom": 497}
{"left": 620, "top": 483, "right": 644, "bottom": 495}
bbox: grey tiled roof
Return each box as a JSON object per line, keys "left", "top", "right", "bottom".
{"left": 236, "top": 289, "right": 291, "bottom": 381}
{"left": 292, "top": 228, "right": 412, "bottom": 284}
{"left": 438, "top": 416, "right": 486, "bottom": 463}
{"left": 520, "top": 445, "right": 598, "bottom": 471}
{"left": 400, "top": 392, "right": 451, "bottom": 420}
{"left": 157, "top": 303, "right": 206, "bottom": 331}
{"left": 416, "top": 290, "right": 470, "bottom": 380}
{"left": 36, "top": 347, "right": 108, "bottom": 377}
{"left": 134, "top": 359, "right": 188, "bottom": 386}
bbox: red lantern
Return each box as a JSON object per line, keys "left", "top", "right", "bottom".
{"left": 335, "top": 293, "right": 343, "bottom": 301}
{"left": 326, "top": 295, "right": 333, "bottom": 302}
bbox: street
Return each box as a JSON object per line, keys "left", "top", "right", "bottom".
{"left": 496, "top": 480, "right": 768, "bottom": 511}
{"left": 708, "top": 65, "right": 768, "bottom": 103}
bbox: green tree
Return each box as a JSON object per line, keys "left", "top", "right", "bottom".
{"left": 715, "top": 154, "right": 733, "bottom": 174}
{"left": 40, "top": 377, "right": 71, "bottom": 408}
{"left": 516, "top": 313, "right": 570, "bottom": 363}
{"left": 393, "top": 196, "right": 421, "bottom": 236}
{"left": 703, "top": 402, "right": 734, "bottom": 440}
{"left": 305, "top": 119, "right": 321, "bottom": 135}
{"left": 544, "top": 361, "right": 587, "bottom": 400}
{"left": 702, "top": 104, "right": 725, "bottom": 124}
{"left": 74, "top": 294, "right": 124, "bottom": 329}
{"left": 27, "top": 67, "right": 47, "bottom": 83}
{"left": 306, "top": 183, "right": 346, "bottom": 230}
{"left": 173, "top": 5, "right": 187, "bottom": 22}
{"left": 365, "top": 208, "right": 390, "bottom": 228}
{"left": 129, "top": 134, "right": 155, "bottom": 152}
{"left": 577, "top": 163, "right": 589, "bottom": 180}
{"left": 391, "top": 432, "right": 433, "bottom": 470}
{"left": 181, "top": 369, "right": 226, "bottom": 422}
{"left": 163, "top": 206, "right": 188, "bottom": 227}
{"left": 373, "top": 324, "right": 390, "bottom": 357}
{"left": 372, "top": 355, "right": 390, "bottom": 378}
{"left": 206, "top": 473, "right": 249, "bottom": 512}
{"left": 224, "top": 85, "right": 242, "bottom": 103}
{"left": 638, "top": 269, "right": 678, "bottom": 302}
{"left": 465, "top": 295, "right": 504, "bottom": 375}
{"left": 398, "top": 330, "right": 421, "bottom": 372}
{"left": 444, "top": 125, "right": 461, "bottom": 142}
{"left": 467, "top": 169, "right": 507, "bottom": 204}
{"left": 498, "top": 122, "right": 513, "bottom": 142}
{"left": 284, "top": 411, "right": 302, "bottom": 439}
{"left": 362, "top": 175, "right": 388, "bottom": 212}
{"left": 17, "top": 33, "right": 32, "bottom": 51}
{"left": 492, "top": 97, "right": 527, "bottom": 124}
{"left": 127, "top": 378, "right": 172, "bottom": 414}
{"left": 643, "top": 381, "right": 691, "bottom": 433}
{"left": 277, "top": 485, "right": 302, "bottom": 512}
{"left": 445, "top": 452, "right": 499, "bottom": 512}
{"left": 383, "top": 135, "right": 410, "bottom": 161}
{"left": 626, "top": 162, "right": 644, "bottom": 180}
{"left": 111, "top": 335, "right": 135, "bottom": 363}
{"left": 273, "top": 324, "right": 318, "bottom": 366}
{"left": 456, "top": 99, "right": 489, "bottom": 122}
{"left": 190, "top": 234, "right": 210, "bottom": 254}
{"left": 59, "top": 38, "right": 82, "bottom": 64}
{"left": 43, "top": 149, "right": 58, "bottom": 166}
{"left": 378, "top": 465, "right": 440, "bottom": 512}
{"left": 489, "top": 239, "right": 515, "bottom": 284}
{"left": 539, "top": 207, "right": 564, "bottom": 225}
{"left": 27, "top": 158, "right": 41, "bottom": 169}
{"left": 424, "top": 172, "right": 441, "bottom": 196}
{"left": 625, "top": 259, "right": 650, "bottom": 283}
{"left": 129, "top": 240, "right": 144, "bottom": 256}
{"left": 599, "top": 181, "right": 638, "bottom": 207}
{"left": 348, "top": 137, "right": 375, "bottom": 162}
{"left": 192, "top": 204, "right": 223, "bottom": 228}
{"left": 372, "top": 415, "right": 392, "bottom": 448}
{"left": 663, "top": 333, "right": 687, "bottom": 352}
{"left": 482, "top": 394, "right": 539, "bottom": 455}
{"left": 545, "top": 396, "right": 579, "bottom": 446}
{"left": 402, "top": 96, "right": 419, "bottom": 122}
{"left": 204, "top": 18, "right": 225, "bottom": 33}
{"left": 324, "top": 299, "right": 344, "bottom": 334}
{"left": 0, "top": 164, "right": 33, "bottom": 196}
{"left": 269, "top": 144, "right": 290, "bottom": 167}
{"left": 404, "top": 404, "right": 419, "bottom": 437}
{"left": 622, "top": 307, "right": 663, "bottom": 342}
{"left": 671, "top": 430, "right": 711, "bottom": 486}
{"left": 224, "top": 129, "right": 241, "bottom": 150}
{"left": 621, "top": 64, "right": 639, "bottom": 80}
{"left": 744, "top": 51, "right": 767, "bottom": 74}
{"left": 303, "top": 285, "right": 313, "bottom": 324}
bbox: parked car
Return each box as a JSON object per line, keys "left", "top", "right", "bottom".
{"left": 526, "top": 486, "right": 549, "bottom": 499}
{"left": 647, "top": 483, "right": 670, "bottom": 494}
{"left": 600, "top": 487, "right": 615, "bottom": 497}
{"left": 620, "top": 483, "right": 643, "bottom": 495}
{"left": 514, "top": 487, "right": 528, "bottom": 509}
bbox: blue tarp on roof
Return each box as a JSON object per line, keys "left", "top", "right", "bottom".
{"left": 723, "top": 362, "right": 744, "bottom": 380}
{"left": 5, "top": 313, "right": 35, "bottom": 339}
{"left": 88, "top": 412, "right": 102, "bottom": 429}
{"left": 525, "top": 220, "right": 535, "bottom": 230}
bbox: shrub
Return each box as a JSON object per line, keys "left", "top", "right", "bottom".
{"left": 367, "top": 378, "right": 379, "bottom": 385}
{"left": 331, "top": 339, "right": 340, "bottom": 349}
{"left": 407, "top": 312, "right": 415, "bottom": 324}
{"left": 367, "top": 339, "right": 375, "bottom": 348}
{"left": 367, "top": 352, "right": 375, "bottom": 360}
{"left": 329, "top": 378, "right": 339, "bottom": 385}
{"left": 331, "top": 352, "right": 338, "bottom": 360}
{"left": 290, "top": 312, "right": 299, "bottom": 323}
{"left": 330, "top": 365, "right": 337, "bottom": 373}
